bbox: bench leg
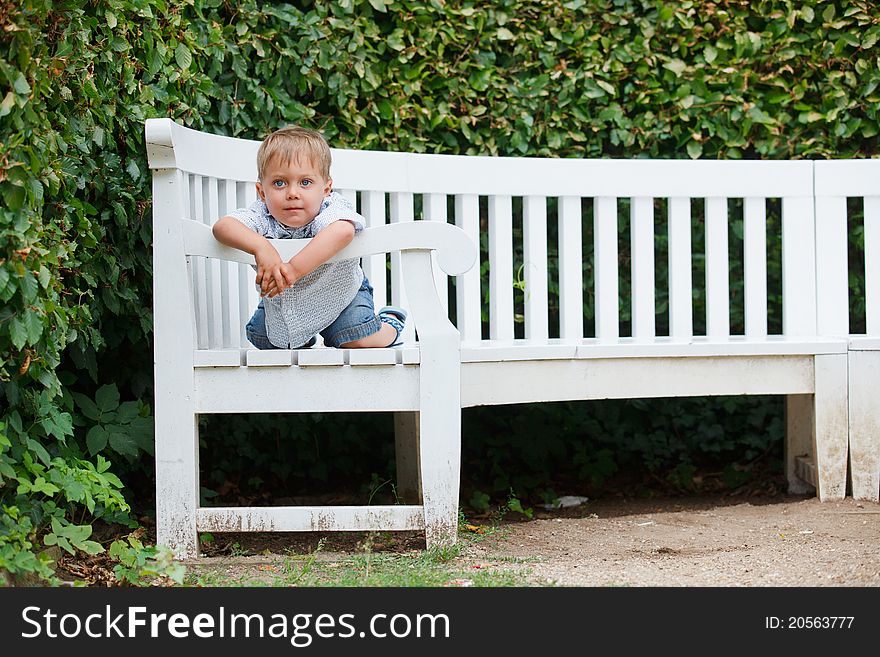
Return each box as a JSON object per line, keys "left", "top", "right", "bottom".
{"left": 813, "top": 354, "right": 849, "bottom": 501}
{"left": 155, "top": 409, "right": 200, "bottom": 559}
{"left": 849, "top": 350, "right": 880, "bottom": 502}
{"left": 785, "top": 394, "right": 815, "bottom": 495}
{"left": 418, "top": 407, "right": 459, "bottom": 549}
{"left": 394, "top": 412, "right": 422, "bottom": 504}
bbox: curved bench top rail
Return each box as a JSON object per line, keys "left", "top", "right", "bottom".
{"left": 182, "top": 219, "right": 476, "bottom": 276}
{"left": 147, "top": 118, "right": 813, "bottom": 198}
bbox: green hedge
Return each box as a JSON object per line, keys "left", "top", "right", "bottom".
{"left": 1, "top": 0, "right": 877, "bottom": 580}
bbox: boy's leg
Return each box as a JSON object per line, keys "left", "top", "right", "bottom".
{"left": 322, "top": 277, "right": 405, "bottom": 348}
{"left": 245, "top": 300, "right": 278, "bottom": 349}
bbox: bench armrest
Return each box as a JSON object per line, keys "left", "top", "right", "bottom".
{"left": 181, "top": 219, "right": 476, "bottom": 276}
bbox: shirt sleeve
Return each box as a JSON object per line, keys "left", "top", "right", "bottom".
{"left": 310, "top": 191, "right": 366, "bottom": 235}
{"left": 227, "top": 199, "right": 271, "bottom": 236}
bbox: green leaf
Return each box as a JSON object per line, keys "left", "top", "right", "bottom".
{"left": 175, "top": 43, "right": 192, "bottom": 70}
{"left": 95, "top": 384, "right": 120, "bottom": 412}
{"left": 663, "top": 59, "right": 687, "bottom": 77}
{"left": 0, "top": 91, "right": 14, "bottom": 117}
{"left": 9, "top": 316, "right": 28, "bottom": 349}
{"left": 37, "top": 265, "right": 51, "bottom": 289}
{"left": 367, "top": 0, "right": 388, "bottom": 12}
{"left": 73, "top": 393, "right": 101, "bottom": 421}
{"left": 86, "top": 425, "right": 109, "bottom": 455}
{"left": 12, "top": 71, "right": 30, "bottom": 96}
{"left": 687, "top": 141, "right": 703, "bottom": 159}
{"left": 115, "top": 401, "right": 140, "bottom": 424}
{"left": 20, "top": 271, "right": 38, "bottom": 304}
{"left": 704, "top": 45, "right": 717, "bottom": 64}
{"left": 126, "top": 159, "right": 140, "bottom": 181}
{"left": 496, "top": 28, "right": 515, "bottom": 41}
{"left": 78, "top": 540, "right": 105, "bottom": 556}
{"left": 24, "top": 311, "right": 42, "bottom": 344}
{"left": 108, "top": 431, "right": 139, "bottom": 457}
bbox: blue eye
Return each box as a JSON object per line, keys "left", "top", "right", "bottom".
{"left": 272, "top": 180, "right": 286, "bottom": 188}
{"left": 301, "top": 179, "right": 313, "bottom": 188}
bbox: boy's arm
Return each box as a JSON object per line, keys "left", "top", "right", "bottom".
{"left": 212, "top": 216, "right": 295, "bottom": 296}
{"left": 288, "top": 220, "right": 356, "bottom": 281}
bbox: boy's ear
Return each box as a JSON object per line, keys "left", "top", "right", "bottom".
{"left": 324, "top": 177, "right": 333, "bottom": 195}
{"left": 255, "top": 182, "right": 265, "bottom": 202}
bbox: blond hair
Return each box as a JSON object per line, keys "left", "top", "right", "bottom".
{"left": 257, "top": 126, "right": 332, "bottom": 182}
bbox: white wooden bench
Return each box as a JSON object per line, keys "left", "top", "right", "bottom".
{"left": 815, "top": 159, "right": 880, "bottom": 502}
{"left": 147, "top": 118, "right": 851, "bottom": 559}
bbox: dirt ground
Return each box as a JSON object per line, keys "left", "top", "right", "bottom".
{"left": 181, "top": 493, "right": 880, "bottom": 587}
{"left": 473, "top": 494, "right": 880, "bottom": 586}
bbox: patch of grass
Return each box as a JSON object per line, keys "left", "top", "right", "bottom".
{"left": 183, "top": 525, "right": 535, "bottom": 587}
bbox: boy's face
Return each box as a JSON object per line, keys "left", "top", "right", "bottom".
{"left": 256, "top": 155, "right": 332, "bottom": 228}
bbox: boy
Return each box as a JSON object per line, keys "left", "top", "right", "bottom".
{"left": 212, "top": 126, "right": 405, "bottom": 350}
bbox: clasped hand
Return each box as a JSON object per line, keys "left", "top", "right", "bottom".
{"left": 255, "top": 246, "right": 297, "bottom": 298}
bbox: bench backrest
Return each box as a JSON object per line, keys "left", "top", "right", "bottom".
{"left": 814, "top": 159, "right": 880, "bottom": 339}
{"left": 148, "top": 119, "right": 824, "bottom": 349}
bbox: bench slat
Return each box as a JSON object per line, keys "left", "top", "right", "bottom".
{"left": 631, "top": 196, "right": 655, "bottom": 340}
{"left": 744, "top": 197, "right": 768, "bottom": 338}
{"left": 390, "top": 192, "right": 415, "bottom": 343}
{"left": 455, "top": 194, "right": 482, "bottom": 341}
{"left": 667, "top": 197, "right": 693, "bottom": 340}
{"left": 348, "top": 348, "right": 398, "bottom": 366}
{"left": 424, "top": 193, "right": 449, "bottom": 316}
{"left": 866, "top": 196, "right": 880, "bottom": 335}
{"left": 362, "top": 190, "right": 388, "bottom": 308}
{"left": 524, "top": 195, "right": 549, "bottom": 340}
{"left": 202, "top": 177, "right": 225, "bottom": 349}
{"left": 189, "top": 176, "right": 209, "bottom": 349}
{"left": 594, "top": 196, "right": 619, "bottom": 341}
{"left": 705, "top": 196, "right": 730, "bottom": 338}
{"left": 489, "top": 195, "right": 514, "bottom": 340}
{"left": 297, "top": 349, "right": 346, "bottom": 366}
{"left": 815, "top": 195, "right": 849, "bottom": 336}
{"left": 193, "top": 350, "right": 243, "bottom": 367}
{"left": 558, "top": 196, "right": 583, "bottom": 340}
{"left": 246, "top": 349, "right": 294, "bottom": 367}
{"left": 782, "top": 196, "right": 818, "bottom": 335}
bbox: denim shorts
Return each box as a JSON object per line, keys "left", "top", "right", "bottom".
{"left": 245, "top": 276, "right": 382, "bottom": 349}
